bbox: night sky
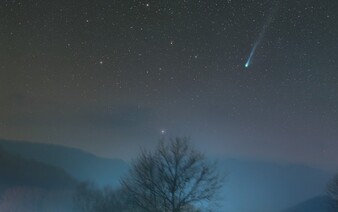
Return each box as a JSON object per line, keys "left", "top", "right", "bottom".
{"left": 1, "top": 0, "right": 338, "bottom": 168}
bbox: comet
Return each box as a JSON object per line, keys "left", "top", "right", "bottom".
{"left": 245, "top": 1, "right": 280, "bottom": 68}
{"left": 245, "top": 61, "right": 250, "bottom": 68}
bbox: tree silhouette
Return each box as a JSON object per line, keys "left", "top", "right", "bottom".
{"left": 122, "top": 137, "right": 224, "bottom": 212}
{"left": 73, "top": 182, "right": 132, "bottom": 212}
{"left": 327, "top": 174, "right": 338, "bottom": 211}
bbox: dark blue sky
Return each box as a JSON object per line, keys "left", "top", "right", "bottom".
{"left": 0, "top": 0, "right": 337, "bottom": 169}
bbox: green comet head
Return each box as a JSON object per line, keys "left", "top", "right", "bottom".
{"left": 245, "top": 62, "right": 249, "bottom": 68}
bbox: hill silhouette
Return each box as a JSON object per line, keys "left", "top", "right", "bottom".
{"left": 0, "top": 139, "right": 128, "bottom": 187}
{"left": 0, "top": 147, "right": 76, "bottom": 211}
{"left": 0, "top": 147, "right": 76, "bottom": 192}
{"left": 282, "top": 196, "right": 333, "bottom": 212}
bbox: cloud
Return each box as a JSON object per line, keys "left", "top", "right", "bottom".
{"left": 83, "top": 105, "right": 151, "bottom": 129}
{"left": 4, "top": 103, "right": 152, "bottom": 130}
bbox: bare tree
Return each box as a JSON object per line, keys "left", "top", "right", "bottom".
{"left": 73, "top": 182, "right": 103, "bottom": 212}
{"left": 327, "top": 174, "right": 338, "bottom": 211}
{"left": 73, "top": 182, "right": 132, "bottom": 212}
{"left": 122, "top": 137, "right": 224, "bottom": 212}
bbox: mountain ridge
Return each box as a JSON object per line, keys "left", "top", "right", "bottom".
{"left": 0, "top": 139, "right": 128, "bottom": 187}
{"left": 0, "top": 139, "right": 333, "bottom": 211}
{"left": 281, "top": 196, "right": 333, "bottom": 212}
